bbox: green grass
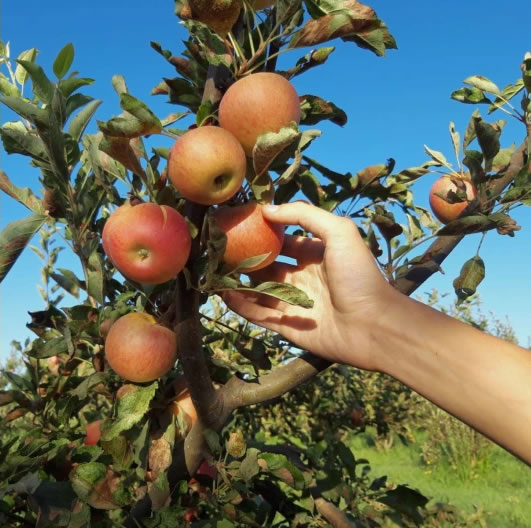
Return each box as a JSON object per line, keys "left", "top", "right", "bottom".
{"left": 348, "top": 429, "right": 531, "bottom": 527}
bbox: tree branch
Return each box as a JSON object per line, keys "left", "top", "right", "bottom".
{"left": 314, "top": 497, "right": 358, "bottom": 528}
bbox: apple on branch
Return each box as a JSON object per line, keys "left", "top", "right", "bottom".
{"left": 429, "top": 174, "right": 477, "bottom": 224}
{"left": 102, "top": 201, "right": 191, "bottom": 285}
{"left": 168, "top": 126, "right": 247, "bottom": 205}
{"left": 105, "top": 312, "right": 177, "bottom": 383}
{"left": 212, "top": 201, "right": 285, "bottom": 273}
{"left": 219, "top": 72, "right": 301, "bottom": 157}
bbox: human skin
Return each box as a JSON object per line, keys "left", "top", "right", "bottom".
{"left": 223, "top": 201, "right": 531, "bottom": 464}
{"left": 218, "top": 72, "right": 301, "bottom": 156}
{"left": 105, "top": 313, "right": 177, "bottom": 383}
{"left": 168, "top": 126, "right": 247, "bottom": 205}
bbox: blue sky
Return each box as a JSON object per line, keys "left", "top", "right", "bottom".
{"left": 1, "top": 0, "right": 530, "bottom": 357}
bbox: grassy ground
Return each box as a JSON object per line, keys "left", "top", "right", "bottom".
{"left": 348, "top": 429, "right": 531, "bottom": 527}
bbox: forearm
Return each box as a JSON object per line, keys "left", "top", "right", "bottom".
{"left": 372, "top": 290, "right": 531, "bottom": 464}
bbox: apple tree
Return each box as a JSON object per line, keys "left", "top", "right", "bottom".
{"left": 0, "top": 1, "right": 530, "bottom": 526}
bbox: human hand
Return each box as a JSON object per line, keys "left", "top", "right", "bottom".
{"left": 222, "top": 201, "right": 398, "bottom": 370}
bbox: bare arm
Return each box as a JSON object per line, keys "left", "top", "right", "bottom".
{"left": 223, "top": 202, "right": 531, "bottom": 464}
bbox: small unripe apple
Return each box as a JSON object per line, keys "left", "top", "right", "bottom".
{"left": 429, "top": 175, "right": 477, "bottom": 224}
{"left": 102, "top": 201, "right": 191, "bottom": 284}
{"left": 219, "top": 72, "right": 301, "bottom": 156}
{"left": 212, "top": 202, "right": 284, "bottom": 272}
{"left": 84, "top": 420, "right": 103, "bottom": 446}
{"left": 105, "top": 313, "right": 177, "bottom": 383}
{"left": 168, "top": 126, "right": 247, "bottom": 205}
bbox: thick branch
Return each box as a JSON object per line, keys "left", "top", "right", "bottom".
{"left": 224, "top": 353, "right": 330, "bottom": 408}
{"left": 222, "top": 140, "right": 530, "bottom": 405}
{"left": 314, "top": 498, "right": 358, "bottom": 528}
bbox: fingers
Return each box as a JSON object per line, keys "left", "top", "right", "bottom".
{"left": 281, "top": 234, "right": 324, "bottom": 264}
{"left": 263, "top": 202, "right": 357, "bottom": 244}
{"left": 249, "top": 261, "right": 296, "bottom": 284}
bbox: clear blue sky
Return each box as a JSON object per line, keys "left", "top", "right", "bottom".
{"left": 1, "top": 0, "right": 530, "bottom": 357}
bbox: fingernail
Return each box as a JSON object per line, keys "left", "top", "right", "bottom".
{"left": 263, "top": 204, "right": 279, "bottom": 213}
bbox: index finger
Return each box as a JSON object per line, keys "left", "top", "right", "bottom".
{"left": 263, "top": 202, "right": 356, "bottom": 244}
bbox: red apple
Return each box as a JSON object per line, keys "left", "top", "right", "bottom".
{"left": 219, "top": 72, "right": 301, "bottom": 156}
{"left": 429, "top": 175, "right": 477, "bottom": 224}
{"left": 102, "top": 201, "right": 191, "bottom": 284}
{"left": 168, "top": 126, "right": 247, "bottom": 205}
{"left": 212, "top": 201, "right": 285, "bottom": 272}
{"left": 105, "top": 312, "right": 177, "bottom": 383}
{"left": 84, "top": 419, "right": 103, "bottom": 446}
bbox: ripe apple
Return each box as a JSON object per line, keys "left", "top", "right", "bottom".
{"left": 105, "top": 312, "right": 177, "bottom": 383}
{"left": 218, "top": 72, "right": 301, "bottom": 156}
{"left": 84, "top": 419, "right": 103, "bottom": 446}
{"left": 187, "top": 0, "right": 241, "bottom": 36}
{"left": 429, "top": 174, "right": 477, "bottom": 224}
{"left": 212, "top": 201, "right": 285, "bottom": 272}
{"left": 102, "top": 201, "right": 191, "bottom": 284}
{"left": 168, "top": 126, "right": 247, "bottom": 205}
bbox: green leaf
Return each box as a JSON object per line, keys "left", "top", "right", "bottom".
{"left": 289, "top": 3, "right": 396, "bottom": 56}
{"left": 16, "top": 59, "right": 55, "bottom": 104}
{"left": 87, "top": 250, "right": 104, "bottom": 304}
{"left": 69, "top": 372, "right": 107, "bottom": 400}
{"left": 423, "top": 145, "right": 451, "bottom": 169}
{"left": 286, "top": 46, "right": 335, "bottom": 78}
{"left": 239, "top": 448, "right": 260, "bottom": 483}
{"left": 246, "top": 161, "right": 275, "bottom": 204}
{"left": 0, "top": 72, "right": 19, "bottom": 96}
{"left": 68, "top": 99, "right": 102, "bottom": 142}
{"left": 249, "top": 281, "right": 314, "bottom": 309}
{"left": 0, "top": 96, "right": 48, "bottom": 128}
{"left": 473, "top": 114, "right": 503, "bottom": 171}
{"left": 120, "top": 93, "right": 162, "bottom": 133}
{"left": 299, "top": 94, "right": 347, "bottom": 126}
{"left": 488, "top": 79, "right": 524, "bottom": 114}
{"left": 101, "top": 383, "right": 157, "bottom": 440}
{"left": 53, "top": 42, "right": 74, "bottom": 79}
{"left": 253, "top": 125, "right": 301, "bottom": 177}
{"left": 14, "top": 48, "right": 38, "bottom": 85}
{"left": 0, "top": 214, "right": 47, "bottom": 283}
{"left": 112, "top": 74, "right": 128, "bottom": 96}
{"left": 98, "top": 134, "right": 146, "bottom": 176}
{"left": 98, "top": 116, "right": 160, "bottom": 138}
{"left": 196, "top": 100, "right": 213, "bottom": 126}
{"left": 453, "top": 256, "right": 485, "bottom": 301}
{"left": 303, "top": 155, "right": 352, "bottom": 189}
{"left": 162, "top": 76, "right": 202, "bottom": 112}
{"left": 449, "top": 121, "right": 460, "bottom": 166}
{"left": 464, "top": 75, "right": 500, "bottom": 95}
{"left": 492, "top": 144, "right": 515, "bottom": 172}
{"left": 50, "top": 269, "right": 81, "bottom": 297}
{"left": 58, "top": 76, "right": 94, "bottom": 98}
{"left": 436, "top": 213, "right": 520, "bottom": 236}
{"left": 377, "top": 485, "right": 428, "bottom": 524}
{"left": 0, "top": 170, "right": 46, "bottom": 214}
{"left": 27, "top": 336, "right": 69, "bottom": 359}
{"left": 451, "top": 87, "right": 491, "bottom": 105}
{"left": 258, "top": 452, "right": 306, "bottom": 490}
